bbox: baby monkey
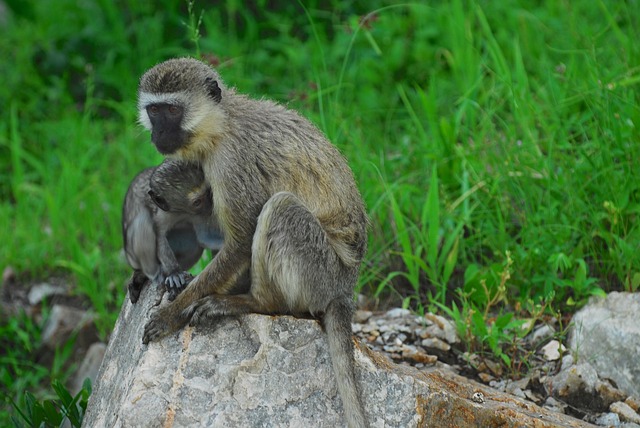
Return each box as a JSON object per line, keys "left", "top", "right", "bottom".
{"left": 122, "top": 159, "right": 222, "bottom": 303}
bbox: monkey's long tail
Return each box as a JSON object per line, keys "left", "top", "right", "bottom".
{"left": 324, "top": 297, "right": 368, "bottom": 428}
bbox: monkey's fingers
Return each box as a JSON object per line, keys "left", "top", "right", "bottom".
{"left": 165, "top": 271, "right": 194, "bottom": 296}
{"left": 142, "top": 322, "right": 158, "bottom": 344}
{"left": 142, "top": 317, "right": 171, "bottom": 344}
{"left": 164, "top": 275, "right": 179, "bottom": 291}
{"left": 143, "top": 311, "right": 170, "bottom": 344}
{"left": 188, "top": 294, "right": 260, "bottom": 327}
{"left": 187, "top": 299, "right": 211, "bottom": 327}
{"left": 142, "top": 307, "right": 190, "bottom": 344}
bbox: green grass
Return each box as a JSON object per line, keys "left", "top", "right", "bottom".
{"left": 1, "top": 0, "right": 639, "bottom": 424}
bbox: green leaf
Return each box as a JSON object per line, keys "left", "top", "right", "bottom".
{"left": 500, "top": 352, "right": 511, "bottom": 367}
{"left": 471, "top": 310, "right": 488, "bottom": 338}
{"left": 493, "top": 312, "right": 514, "bottom": 331}
{"left": 43, "top": 400, "right": 64, "bottom": 425}
{"left": 52, "top": 380, "right": 73, "bottom": 407}
{"left": 425, "top": 168, "right": 440, "bottom": 272}
{"left": 632, "top": 272, "right": 640, "bottom": 292}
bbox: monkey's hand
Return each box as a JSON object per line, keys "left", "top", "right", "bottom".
{"left": 164, "top": 271, "right": 195, "bottom": 301}
{"left": 142, "top": 304, "right": 191, "bottom": 344}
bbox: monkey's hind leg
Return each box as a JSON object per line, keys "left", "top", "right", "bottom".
{"left": 252, "top": 191, "right": 368, "bottom": 428}
{"left": 188, "top": 190, "right": 349, "bottom": 323}
{"left": 251, "top": 191, "right": 354, "bottom": 314}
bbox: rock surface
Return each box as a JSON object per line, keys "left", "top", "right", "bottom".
{"left": 569, "top": 292, "right": 640, "bottom": 397}
{"left": 83, "top": 286, "right": 595, "bottom": 428}
{"left": 545, "top": 361, "right": 626, "bottom": 413}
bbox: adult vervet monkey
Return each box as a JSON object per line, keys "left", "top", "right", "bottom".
{"left": 138, "top": 57, "right": 369, "bottom": 427}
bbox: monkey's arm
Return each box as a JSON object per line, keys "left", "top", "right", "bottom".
{"left": 152, "top": 212, "right": 195, "bottom": 299}
{"left": 143, "top": 241, "right": 250, "bottom": 343}
{"left": 154, "top": 224, "right": 196, "bottom": 300}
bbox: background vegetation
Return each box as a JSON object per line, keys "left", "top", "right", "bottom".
{"left": 1, "top": 0, "right": 638, "bottom": 425}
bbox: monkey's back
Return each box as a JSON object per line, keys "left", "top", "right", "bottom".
{"left": 210, "top": 94, "right": 368, "bottom": 265}
{"left": 122, "top": 168, "right": 155, "bottom": 257}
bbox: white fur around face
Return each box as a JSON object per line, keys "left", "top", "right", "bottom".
{"left": 137, "top": 91, "right": 222, "bottom": 135}
{"left": 137, "top": 91, "right": 191, "bottom": 130}
{"left": 182, "top": 93, "right": 217, "bottom": 133}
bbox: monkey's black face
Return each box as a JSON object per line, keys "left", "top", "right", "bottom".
{"left": 147, "top": 103, "right": 190, "bottom": 154}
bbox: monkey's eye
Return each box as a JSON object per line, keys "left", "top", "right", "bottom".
{"left": 192, "top": 197, "right": 203, "bottom": 208}
{"left": 147, "top": 105, "right": 160, "bottom": 116}
{"left": 168, "top": 105, "right": 182, "bottom": 116}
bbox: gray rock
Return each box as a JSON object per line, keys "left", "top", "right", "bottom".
{"left": 544, "top": 396, "right": 568, "bottom": 414}
{"left": 28, "top": 282, "right": 66, "bottom": 306}
{"left": 385, "top": 308, "right": 412, "bottom": 318}
{"left": 595, "top": 412, "right": 620, "bottom": 427}
{"left": 569, "top": 292, "right": 640, "bottom": 397}
{"left": 561, "top": 354, "right": 576, "bottom": 371}
{"left": 547, "top": 361, "right": 626, "bottom": 413}
{"left": 540, "top": 339, "right": 566, "bottom": 361}
{"left": 41, "top": 304, "right": 94, "bottom": 347}
{"left": 610, "top": 402, "right": 640, "bottom": 425}
{"left": 420, "top": 336, "right": 451, "bottom": 352}
{"left": 70, "top": 342, "right": 107, "bottom": 394}
{"left": 598, "top": 382, "right": 629, "bottom": 409}
{"left": 626, "top": 397, "right": 640, "bottom": 412}
{"left": 545, "top": 363, "right": 627, "bottom": 412}
{"left": 423, "top": 313, "right": 459, "bottom": 344}
{"left": 353, "top": 310, "right": 373, "bottom": 324}
{"left": 83, "top": 286, "right": 595, "bottom": 428}
{"left": 530, "top": 324, "right": 556, "bottom": 345}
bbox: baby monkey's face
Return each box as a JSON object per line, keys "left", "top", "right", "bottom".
{"left": 149, "top": 160, "right": 212, "bottom": 216}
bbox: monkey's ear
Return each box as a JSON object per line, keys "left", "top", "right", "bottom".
{"left": 148, "top": 189, "right": 170, "bottom": 211}
{"left": 205, "top": 78, "right": 222, "bottom": 103}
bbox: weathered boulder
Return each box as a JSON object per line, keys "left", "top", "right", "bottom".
{"left": 83, "top": 285, "right": 594, "bottom": 427}
{"left": 545, "top": 360, "right": 627, "bottom": 413}
{"left": 569, "top": 292, "right": 640, "bottom": 397}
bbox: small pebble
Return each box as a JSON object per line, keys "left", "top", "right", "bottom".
{"left": 540, "top": 340, "right": 565, "bottom": 361}
{"left": 471, "top": 392, "right": 485, "bottom": 403}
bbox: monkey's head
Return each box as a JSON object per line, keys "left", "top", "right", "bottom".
{"left": 149, "top": 160, "right": 213, "bottom": 216}
{"left": 138, "top": 57, "right": 226, "bottom": 159}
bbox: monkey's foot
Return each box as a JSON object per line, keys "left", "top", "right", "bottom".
{"left": 188, "top": 298, "right": 222, "bottom": 326}
{"left": 188, "top": 294, "right": 256, "bottom": 326}
{"left": 127, "top": 271, "right": 149, "bottom": 304}
{"left": 164, "top": 271, "right": 194, "bottom": 301}
{"left": 128, "top": 282, "right": 142, "bottom": 304}
{"left": 142, "top": 306, "right": 189, "bottom": 344}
